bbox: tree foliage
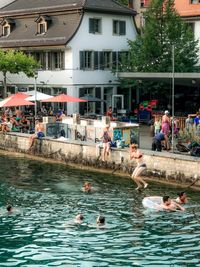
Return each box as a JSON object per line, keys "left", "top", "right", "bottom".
{"left": 116, "top": 0, "right": 128, "bottom": 6}
{"left": 0, "top": 49, "right": 40, "bottom": 98}
{"left": 122, "top": 0, "right": 199, "bottom": 73}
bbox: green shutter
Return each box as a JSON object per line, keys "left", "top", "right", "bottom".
{"left": 94, "top": 51, "right": 99, "bottom": 70}
{"left": 99, "top": 52, "right": 104, "bottom": 70}
{"left": 112, "top": 52, "right": 117, "bottom": 69}
{"left": 80, "top": 51, "right": 85, "bottom": 70}
{"left": 119, "top": 21, "right": 126, "bottom": 35}
{"left": 89, "top": 18, "right": 94, "bottom": 33}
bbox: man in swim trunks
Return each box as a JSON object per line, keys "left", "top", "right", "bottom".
{"left": 160, "top": 196, "right": 185, "bottom": 211}
{"left": 175, "top": 192, "right": 188, "bottom": 204}
{"left": 130, "top": 144, "right": 148, "bottom": 190}
{"left": 29, "top": 119, "right": 45, "bottom": 149}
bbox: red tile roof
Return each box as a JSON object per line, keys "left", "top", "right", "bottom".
{"left": 175, "top": 0, "right": 200, "bottom": 17}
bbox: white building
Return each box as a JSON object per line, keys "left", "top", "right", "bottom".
{"left": 0, "top": 0, "right": 137, "bottom": 115}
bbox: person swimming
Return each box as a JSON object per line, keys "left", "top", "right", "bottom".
{"left": 160, "top": 196, "right": 185, "bottom": 212}
{"left": 82, "top": 182, "right": 92, "bottom": 193}
{"left": 75, "top": 214, "right": 84, "bottom": 223}
{"left": 96, "top": 215, "right": 105, "bottom": 226}
{"left": 176, "top": 192, "right": 188, "bottom": 204}
{"left": 6, "top": 204, "right": 13, "bottom": 213}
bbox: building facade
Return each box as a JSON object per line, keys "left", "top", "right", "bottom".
{"left": 0, "top": 0, "right": 137, "bottom": 115}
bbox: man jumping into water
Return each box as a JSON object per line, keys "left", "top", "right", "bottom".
{"left": 130, "top": 144, "right": 148, "bottom": 190}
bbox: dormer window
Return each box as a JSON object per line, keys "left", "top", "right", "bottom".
{"left": 35, "top": 15, "right": 51, "bottom": 35}
{"left": 3, "top": 24, "right": 10, "bottom": 36}
{"left": 1, "top": 18, "right": 15, "bottom": 37}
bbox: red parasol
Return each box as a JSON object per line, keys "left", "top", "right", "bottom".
{"left": 0, "top": 92, "right": 35, "bottom": 107}
{"left": 42, "top": 93, "right": 87, "bottom": 103}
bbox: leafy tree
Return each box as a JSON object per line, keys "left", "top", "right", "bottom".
{"left": 122, "top": 0, "right": 199, "bottom": 73}
{"left": 116, "top": 0, "right": 128, "bottom": 5}
{"left": 0, "top": 50, "right": 40, "bottom": 98}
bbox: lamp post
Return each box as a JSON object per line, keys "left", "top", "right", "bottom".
{"left": 171, "top": 45, "right": 175, "bottom": 152}
{"left": 34, "top": 71, "right": 38, "bottom": 119}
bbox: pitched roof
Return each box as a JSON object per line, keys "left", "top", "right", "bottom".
{"left": 84, "top": 0, "right": 136, "bottom": 15}
{"left": 0, "top": 0, "right": 135, "bottom": 16}
{"left": 0, "top": 0, "right": 136, "bottom": 48}
{"left": 0, "top": 0, "right": 84, "bottom": 15}
{"left": 174, "top": 0, "right": 200, "bottom": 18}
{"left": 0, "top": 12, "right": 82, "bottom": 48}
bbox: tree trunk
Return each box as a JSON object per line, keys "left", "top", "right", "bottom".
{"left": 3, "top": 71, "right": 7, "bottom": 99}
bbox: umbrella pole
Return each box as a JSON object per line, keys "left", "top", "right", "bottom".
{"left": 34, "top": 72, "right": 38, "bottom": 121}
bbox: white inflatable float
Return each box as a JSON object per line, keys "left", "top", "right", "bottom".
{"left": 142, "top": 196, "right": 163, "bottom": 210}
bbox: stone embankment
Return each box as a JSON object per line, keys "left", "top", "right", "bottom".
{"left": 0, "top": 132, "right": 200, "bottom": 188}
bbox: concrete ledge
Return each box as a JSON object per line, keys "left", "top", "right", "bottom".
{"left": 0, "top": 132, "right": 200, "bottom": 187}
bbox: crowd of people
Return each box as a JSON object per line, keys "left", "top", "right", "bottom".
{"left": 151, "top": 109, "right": 200, "bottom": 152}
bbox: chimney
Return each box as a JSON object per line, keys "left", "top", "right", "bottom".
{"left": 128, "top": 0, "right": 134, "bottom": 9}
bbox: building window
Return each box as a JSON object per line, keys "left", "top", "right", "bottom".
{"left": 38, "top": 22, "right": 46, "bottom": 34}
{"left": 99, "top": 51, "right": 112, "bottom": 70}
{"left": 113, "top": 20, "right": 126, "bottom": 35}
{"left": 89, "top": 18, "right": 102, "bottom": 34}
{"left": 35, "top": 15, "right": 51, "bottom": 35}
{"left": 140, "top": 0, "right": 150, "bottom": 7}
{"left": 80, "top": 51, "right": 94, "bottom": 70}
{"left": 51, "top": 51, "right": 64, "bottom": 69}
{"left": 1, "top": 18, "right": 15, "bottom": 37}
{"left": 187, "top": 22, "right": 195, "bottom": 32}
{"left": 191, "top": 0, "right": 200, "bottom": 3}
{"left": 3, "top": 24, "right": 10, "bottom": 36}
{"left": 29, "top": 50, "right": 64, "bottom": 70}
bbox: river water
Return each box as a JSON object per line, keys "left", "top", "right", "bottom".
{"left": 0, "top": 154, "right": 200, "bottom": 266}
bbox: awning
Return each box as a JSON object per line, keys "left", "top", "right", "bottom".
{"left": 118, "top": 72, "right": 200, "bottom": 86}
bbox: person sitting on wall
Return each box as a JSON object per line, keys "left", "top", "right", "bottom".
{"left": 1, "top": 117, "right": 12, "bottom": 133}
{"left": 106, "top": 107, "right": 117, "bottom": 121}
{"left": 20, "top": 116, "right": 30, "bottom": 133}
{"left": 28, "top": 119, "right": 45, "bottom": 149}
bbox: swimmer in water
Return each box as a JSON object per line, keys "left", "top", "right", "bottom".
{"left": 96, "top": 215, "right": 105, "bottom": 226}
{"left": 75, "top": 214, "right": 84, "bottom": 223}
{"left": 82, "top": 182, "right": 92, "bottom": 193}
{"left": 175, "top": 192, "right": 188, "bottom": 204}
{"left": 6, "top": 204, "right": 13, "bottom": 213}
{"left": 130, "top": 144, "right": 148, "bottom": 190}
{"left": 160, "top": 196, "right": 185, "bottom": 211}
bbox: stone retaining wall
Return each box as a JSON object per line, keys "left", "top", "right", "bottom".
{"left": 0, "top": 133, "right": 200, "bottom": 187}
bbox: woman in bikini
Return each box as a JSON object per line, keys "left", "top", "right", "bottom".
{"left": 130, "top": 144, "right": 148, "bottom": 190}
{"left": 101, "top": 125, "right": 111, "bottom": 162}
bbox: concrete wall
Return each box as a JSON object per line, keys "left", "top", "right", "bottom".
{"left": 0, "top": 133, "right": 200, "bottom": 187}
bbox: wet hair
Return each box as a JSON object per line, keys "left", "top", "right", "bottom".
{"left": 163, "top": 196, "right": 170, "bottom": 203}
{"left": 97, "top": 215, "right": 105, "bottom": 224}
{"left": 178, "top": 192, "right": 185, "bottom": 197}
{"left": 6, "top": 204, "right": 12, "bottom": 212}
{"left": 84, "top": 182, "right": 91, "bottom": 187}
{"left": 79, "top": 214, "right": 84, "bottom": 220}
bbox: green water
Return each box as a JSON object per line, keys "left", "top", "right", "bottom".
{"left": 0, "top": 154, "right": 200, "bottom": 267}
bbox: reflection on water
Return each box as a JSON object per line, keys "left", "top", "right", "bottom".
{"left": 0, "top": 154, "right": 200, "bottom": 266}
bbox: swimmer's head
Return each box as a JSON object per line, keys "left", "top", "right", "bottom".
{"left": 163, "top": 196, "right": 171, "bottom": 205}
{"left": 84, "top": 182, "right": 91, "bottom": 188}
{"left": 6, "top": 204, "right": 13, "bottom": 212}
{"left": 178, "top": 192, "right": 186, "bottom": 200}
{"left": 97, "top": 215, "right": 105, "bottom": 225}
{"left": 76, "top": 214, "right": 84, "bottom": 221}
